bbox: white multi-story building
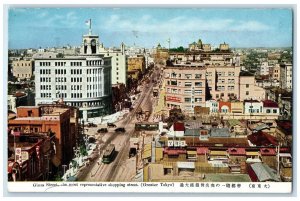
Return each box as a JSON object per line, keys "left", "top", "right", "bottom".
{"left": 259, "top": 61, "right": 270, "bottom": 75}
{"left": 98, "top": 43, "right": 127, "bottom": 86}
{"left": 280, "top": 63, "right": 292, "bottom": 91}
{"left": 35, "top": 29, "right": 112, "bottom": 120}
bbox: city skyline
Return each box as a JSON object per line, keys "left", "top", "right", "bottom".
{"left": 8, "top": 7, "right": 293, "bottom": 49}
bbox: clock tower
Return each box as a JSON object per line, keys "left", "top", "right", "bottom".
{"left": 80, "top": 19, "right": 100, "bottom": 55}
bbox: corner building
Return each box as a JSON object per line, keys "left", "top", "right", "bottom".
{"left": 35, "top": 31, "right": 112, "bottom": 120}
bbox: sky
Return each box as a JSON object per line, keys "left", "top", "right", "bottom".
{"left": 8, "top": 7, "right": 293, "bottom": 49}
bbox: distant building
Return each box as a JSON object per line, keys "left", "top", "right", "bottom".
{"left": 272, "top": 64, "right": 281, "bottom": 81}
{"left": 239, "top": 71, "right": 265, "bottom": 101}
{"left": 12, "top": 60, "right": 34, "bottom": 80}
{"left": 259, "top": 61, "right": 270, "bottom": 76}
{"left": 219, "top": 42, "right": 230, "bottom": 51}
{"left": 280, "top": 63, "right": 292, "bottom": 91}
{"left": 127, "top": 55, "right": 146, "bottom": 79}
{"left": 32, "top": 52, "right": 58, "bottom": 59}
{"left": 7, "top": 92, "right": 28, "bottom": 113}
{"left": 99, "top": 43, "right": 127, "bottom": 86}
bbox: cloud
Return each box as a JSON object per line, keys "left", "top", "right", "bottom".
{"left": 103, "top": 15, "right": 270, "bottom": 34}
{"left": 42, "top": 11, "right": 79, "bottom": 28}
{"left": 37, "top": 11, "right": 48, "bottom": 18}
{"left": 232, "top": 20, "right": 270, "bottom": 31}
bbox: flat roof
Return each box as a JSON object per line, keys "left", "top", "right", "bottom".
{"left": 177, "top": 162, "right": 195, "bottom": 169}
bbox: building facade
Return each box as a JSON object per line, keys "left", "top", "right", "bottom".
{"left": 164, "top": 66, "right": 206, "bottom": 114}
{"left": 127, "top": 55, "right": 146, "bottom": 79}
{"left": 35, "top": 31, "right": 112, "bottom": 120}
{"left": 99, "top": 43, "right": 127, "bottom": 86}
{"left": 8, "top": 104, "right": 78, "bottom": 167}
{"left": 280, "top": 63, "right": 292, "bottom": 91}
{"left": 12, "top": 60, "right": 34, "bottom": 80}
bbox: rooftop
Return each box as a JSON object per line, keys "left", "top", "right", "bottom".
{"left": 250, "top": 163, "right": 280, "bottom": 182}
{"left": 262, "top": 100, "right": 279, "bottom": 108}
{"left": 240, "top": 71, "right": 254, "bottom": 77}
{"left": 247, "top": 131, "right": 278, "bottom": 146}
{"left": 210, "top": 128, "right": 231, "bottom": 137}
{"left": 228, "top": 148, "right": 246, "bottom": 155}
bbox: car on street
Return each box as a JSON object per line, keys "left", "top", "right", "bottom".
{"left": 115, "top": 127, "right": 126, "bottom": 133}
{"left": 107, "top": 123, "right": 117, "bottom": 128}
{"left": 86, "top": 123, "right": 97, "bottom": 127}
{"left": 129, "top": 147, "right": 137, "bottom": 158}
{"left": 97, "top": 128, "right": 108, "bottom": 133}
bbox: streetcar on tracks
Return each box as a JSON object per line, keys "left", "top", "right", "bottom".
{"left": 102, "top": 144, "right": 116, "bottom": 164}
{"left": 135, "top": 122, "right": 159, "bottom": 131}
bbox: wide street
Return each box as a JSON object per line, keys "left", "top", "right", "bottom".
{"left": 77, "top": 66, "right": 161, "bottom": 182}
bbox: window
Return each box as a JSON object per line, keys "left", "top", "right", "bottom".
{"left": 184, "top": 90, "right": 191, "bottom": 94}
{"left": 246, "top": 84, "right": 249, "bottom": 88}
{"left": 185, "top": 74, "right": 192, "bottom": 79}
{"left": 185, "top": 82, "right": 192, "bottom": 87}
{"left": 266, "top": 109, "right": 271, "bottom": 113}
{"left": 246, "top": 91, "right": 249, "bottom": 95}
{"left": 194, "top": 90, "right": 202, "bottom": 95}
{"left": 228, "top": 72, "right": 235, "bottom": 76}
{"left": 273, "top": 109, "right": 277, "bottom": 113}
{"left": 195, "top": 98, "right": 202, "bottom": 102}
{"left": 228, "top": 86, "right": 235, "bottom": 91}
{"left": 195, "top": 82, "right": 202, "bottom": 87}
{"left": 171, "top": 80, "right": 177, "bottom": 86}
{"left": 195, "top": 74, "right": 202, "bottom": 79}
{"left": 218, "top": 79, "right": 225, "bottom": 83}
{"left": 184, "top": 98, "right": 191, "bottom": 103}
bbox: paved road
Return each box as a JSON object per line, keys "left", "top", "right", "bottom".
{"left": 77, "top": 68, "right": 159, "bottom": 182}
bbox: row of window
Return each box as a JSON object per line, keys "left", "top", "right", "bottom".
{"left": 87, "top": 60, "right": 102, "bottom": 66}
{"left": 56, "top": 85, "right": 67, "bottom": 90}
{"left": 87, "top": 77, "right": 101, "bottom": 82}
{"left": 218, "top": 79, "right": 235, "bottom": 84}
{"left": 87, "top": 69, "right": 101, "bottom": 74}
{"left": 184, "top": 98, "right": 203, "bottom": 103}
{"left": 55, "top": 77, "right": 67, "bottom": 82}
{"left": 56, "top": 93, "right": 67, "bottom": 98}
{"left": 71, "top": 93, "right": 82, "bottom": 98}
{"left": 215, "top": 93, "right": 235, "bottom": 99}
{"left": 66, "top": 100, "right": 104, "bottom": 108}
{"left": 40, "top": 85, "right": 51, "bottom": 90}
{"left": 41, "top": 93, "right": 51, "bottom": 98}
{"left": 87, "top": 84, "right": 101, "bottom": 90}
{"left": 216, "top": 72, "right": 235, "bottom": 76}
{"left": 170, "top": 73, "right": 203, "bottom": 79}
{"left": 40, "top": 77, "right": 51, "bottom": 82}
{"left": 71, "top": 69, "right": 82, "bottom": 74}
{"left": 55, "top": 62, "right": 66, "bottom": 66}
{"left": 217, "top": 86, "right": 235, "bottom": 91}
{"left": 40, "top": 69, "right": 51, "bottom": 74}
{"left": 17, "top": 74, "right": 31, "bottom": 78}
{"left": 87, "top": 92, "right": 101, "bottom": 98}
{"left": 70, "top": 62, "right": 83, "bottom": 66}
{"left": 266, "top": 109, "right": 278, "bottom": 114}
{"left": 166, "top": 88, "right": 203, "bottom": 95}
{"left": 71, "top": 77, "right": 82, "bottom": 82}
{"left": 71, "top": 85, "right": 82, "bottom": 90}
{"left": 39, "top": 62, "right": 50, "bottom": 66}
{"left": 55, "top": 69, "right": 67, "bottom": 74}
{"left": 167, "top": 81, "right": 203, "bottom": 87}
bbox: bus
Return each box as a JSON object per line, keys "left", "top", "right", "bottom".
{"left": 135, "top": 122, "right": 159, "bottom": 131}
{"left": 102, "top": 144, "right": 116, "bottom": 164}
